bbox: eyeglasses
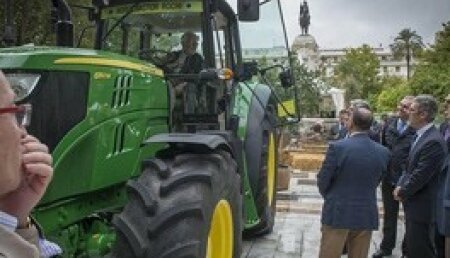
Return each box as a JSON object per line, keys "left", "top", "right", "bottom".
{"left": 0, "top": 104, "right": 32, "bottom": 127}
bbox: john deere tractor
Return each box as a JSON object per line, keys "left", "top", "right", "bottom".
{"left": 0, "top": 0, "right": 298, "bottom": 257}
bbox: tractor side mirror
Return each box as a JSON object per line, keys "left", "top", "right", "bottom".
{"left": 238, "top": 0, "right": 260, "bottom": 22}
{"left": 238, "top": 62, "right": 258, "bottom": 81}
{"left": 279, "top": 69, "right": 294, "bottom": 88}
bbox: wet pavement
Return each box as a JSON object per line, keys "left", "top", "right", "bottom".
{"left": 241, "top": 170, "right": 406, "bottom": 258}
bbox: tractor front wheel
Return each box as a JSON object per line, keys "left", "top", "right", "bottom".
{"left": 108, "top": 150, "right": 242, "bottom": 258}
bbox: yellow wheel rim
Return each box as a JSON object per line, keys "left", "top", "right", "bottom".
{"left": 206, "top": 200, "right": 233, "bottom": 258}
{"left": 267, "top": 133, "right": 276, "bottom": 206}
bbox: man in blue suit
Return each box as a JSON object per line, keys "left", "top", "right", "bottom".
{"left": 437, "top": 94, "right": 450, "bottom": 258}
{"left": 394, "top": 95, "right": 447, "bottom": 258}
{"left": 318, "top": 107, "right": 390, "bottom": 258}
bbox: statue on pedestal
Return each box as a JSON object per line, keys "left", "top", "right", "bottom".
{"left": 299, "top": 0, "right": 310, "bottom": 35}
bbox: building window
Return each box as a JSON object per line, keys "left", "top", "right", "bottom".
{"left": 383, "top": 66, "right": 388, "bottom": 73}
{"left": 381, "top": 56, "right": 387, "bottom": 61}
{"left": 395, "top": 66, "right": 400, "bottom": 72}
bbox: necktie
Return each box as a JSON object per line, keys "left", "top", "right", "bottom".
{"left": 445, "top": 125, "right": 450, "bottom": 141}
{"left": 410, "top": 133, "right": 419, "bottom": 151}
{"left": 398, "top": 120, "right": 406, "bottom": 134}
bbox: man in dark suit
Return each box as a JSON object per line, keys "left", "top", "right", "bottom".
{"left": 318, "top": 107, "right": 390, "bottom": 258}
{"left": 394, "top": 95, "right": 448, "bottom": 258}
{"left": 436, "top": 94, "right": 450, "bottom": 258}
{"left": 330, "top": 109, "right": 349, "bottom": 140}
{"left": 373, "top": 96, "right": 415, "bottom": 258}
{"left": 440, "top": 94, "right": 450, "bottom": 152}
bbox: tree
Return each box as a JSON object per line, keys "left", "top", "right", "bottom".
{"left": 408, "top": 22, "right": 450, "bottom": 104}
{"left": 0, "top": 0, "right": 94, "bottom": 47}
{"left": 332, "top": 44, "right": 381, "bottom": 104}
{"left": 390, "top": 28, "right": 424, "bottom": 80}
{"left": 375, "top": 76, "right": 411, "bottom": 112}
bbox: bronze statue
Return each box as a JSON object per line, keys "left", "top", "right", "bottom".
{"left": 299, "top": 0, "right": 310, "bottom": 35}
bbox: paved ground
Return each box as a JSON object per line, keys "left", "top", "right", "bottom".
{"left": 242, "top": 170, "right": 406, "bottom": 257}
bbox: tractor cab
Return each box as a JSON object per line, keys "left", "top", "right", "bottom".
{"left": 91, "top": 0, "right": 245, "bottom": 132}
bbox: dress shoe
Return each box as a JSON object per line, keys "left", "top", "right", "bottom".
{"left": 372, "top": 249, "right": 392, "bottom": 258}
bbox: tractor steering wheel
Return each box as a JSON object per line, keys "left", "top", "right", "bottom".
{"left": 139, "top": 49, "right": 177, "bottom": 70}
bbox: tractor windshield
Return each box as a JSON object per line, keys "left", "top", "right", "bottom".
{"left": 98, "top": 1, "right": 204, "bottom": 60}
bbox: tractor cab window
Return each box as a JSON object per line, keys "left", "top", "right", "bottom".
{"left": 99, "top": 2, "right": 204, "bottom": 64}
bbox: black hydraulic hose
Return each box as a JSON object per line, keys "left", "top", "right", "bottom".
{"left": 276, "top": 0, "right": 301, "bottom": 120}
{"left": 259, "top": 73, "right": 297, "bottom": 121}
{"left": 101, "top": 2, "right": 139, "bottom": 44}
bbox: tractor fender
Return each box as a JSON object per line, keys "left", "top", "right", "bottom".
{"left": 244, "top": 84, "right": 275, "bottom": 198}
{"left": 143, "top": 133, "right": 233, "bottom": 154}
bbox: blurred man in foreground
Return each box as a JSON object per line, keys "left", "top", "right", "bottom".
{"left": 0, "top": 71, "right": 59, "bottom": 257}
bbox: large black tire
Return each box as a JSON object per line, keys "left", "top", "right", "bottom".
{"left": 244, "top": 126, "right": 278, "bottom": 237}
{"left": 108, "top": 150, "right": 242, "bottom": 258}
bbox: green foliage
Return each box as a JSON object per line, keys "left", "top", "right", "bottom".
{"left": 390, "top": 28, "right": 424, "bottom": 60}
{"left": 390, "top": 28, "right": 424, "bottom": 79}
{"left": 332, "top": 44, "right": 381, "bottom": 102}
{"left": 0, "top": 0, "right": 95, "bottom": 47}
{"left": 0, "top": 0, "right": 54, "bottom": 46}
{"left": 253, "top": 55, "right": 322, "bottom": 117}
{"left": 408, "top": 22, "right": 450, "bottom": 103}
{"left": 375, "top": 77, "right": 410, "bottom": 112}
{"left": 294, "top": 61, "right": 322, "bottom": 117}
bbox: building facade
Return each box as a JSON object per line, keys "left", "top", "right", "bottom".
{"left": 320, "top": 47, "right": 417, "bottom": 78}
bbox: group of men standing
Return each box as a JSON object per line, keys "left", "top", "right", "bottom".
{"left": 318, "top": 94, "right": 450, "bottom": 258}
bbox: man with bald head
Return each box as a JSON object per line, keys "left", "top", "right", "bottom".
{"left": 0, "top": 71, "right": 58, "bottom": 257}
{"left": 318, "top": 107, "right": 390, "bottom": 258}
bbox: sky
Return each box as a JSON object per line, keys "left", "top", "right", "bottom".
{"left": 229, "top": 0, "right": 450, "bottom": 49}
{"left": 280, "top": 0, "right": 450, "bottom": 49}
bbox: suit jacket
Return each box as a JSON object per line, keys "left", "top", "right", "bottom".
{"left": 383, "top": 119, "right": 416, "bottom": 185}
{"left": 369, "top": 120, "right": 382, "bottom": 143}
{"left": 317, "top": 133, "right": 390, "bottom": 230}
{"left": 398, "top": 125, "right": 447, "bottom": 223}
{"left": 330, "top": 123, "right": 347, "bottom": 140}
{"left": 439, "top": 121, "right": 450, "bottom": 152}
{"left": 437, "top": 156, "right": 450, "bottom": 236}
{"left": 0, "top": 225, "right": 39, "bottom": 258}
{"left": 437, "top": 121, "right": 450, "bottom": 235}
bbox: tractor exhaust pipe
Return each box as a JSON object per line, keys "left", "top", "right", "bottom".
{"left": 51, "top": 0, "right": 74, "bottom": 47}
{"left": 2, "top": 0, "right": 16, "bottom": 46}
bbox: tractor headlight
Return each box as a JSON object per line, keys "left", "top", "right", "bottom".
{"left": 5, "top": 73, "right": 41, "bottom": 102}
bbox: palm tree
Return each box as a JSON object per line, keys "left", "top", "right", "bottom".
{"left": 390, "top": 28, "right": 424, "bottom": 80}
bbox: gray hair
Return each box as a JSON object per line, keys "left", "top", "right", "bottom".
{"left": 350, "top": 99, "right": 371, "bottom": 111}
{"left": 181, "top": 31, "right": 198, "bottom": 44}
{"left": 414, "top": 95, "right": 438, "bottom": 122}
{"left": 402, "top": 95, "right": 415, "bottom": 102}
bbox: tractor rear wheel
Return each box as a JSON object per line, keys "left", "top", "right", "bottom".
{"left": 108, "top": 150, "right": 242, "bottom": 258}
{"left": 244, "top": 124, "right": 278, "bottom": 237}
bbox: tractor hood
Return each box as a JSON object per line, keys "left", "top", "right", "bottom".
{"left": 0, "top": 46, "right": 163, "bottom": 77}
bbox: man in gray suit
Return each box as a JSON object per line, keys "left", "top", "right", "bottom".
{"left": 0, "top": 71, "right": 55, "bottom": 257}
{"left": 394, "top": 95, "right": 447, "bottom": 258}
{"left": 318, "top": 107, "right": 390, "bottom": 258}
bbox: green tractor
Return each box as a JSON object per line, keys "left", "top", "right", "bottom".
{"left": 0, "top": 0, "right": 298, "bottom": 257}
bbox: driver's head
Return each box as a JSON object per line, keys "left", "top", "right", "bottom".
{"left": 181, "top": 31, "right": 199, "bottom": 55}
